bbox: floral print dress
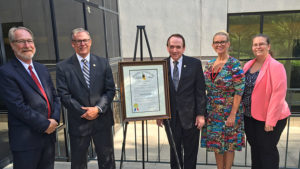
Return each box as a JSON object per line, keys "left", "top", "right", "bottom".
{"left": 201, "top": 56, "right": 245, "bottom": 154}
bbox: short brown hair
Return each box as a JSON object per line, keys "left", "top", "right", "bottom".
{"left": 166, "top": 34, "right": 185, "bottom": 48}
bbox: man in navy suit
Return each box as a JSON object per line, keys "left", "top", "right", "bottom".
{"left": 56, "top": 28, "right": 116, "bottom": 169}
{"left": 0, "top": 27, "right": 60, "bottom": 169}
{"left": 157, "top": 34, "right": 206, "bottom": 169}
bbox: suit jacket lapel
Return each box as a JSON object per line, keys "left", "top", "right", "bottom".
{"left": 253, "top": 54, "right": 271, "bottom": 90}
{"left": 89, "top": 54, "right": 97, "bottom": 89}
{"left": 167, "top": 57, "right": 176, "bottom": 92}
{"left": 177, "top": 55, "right": 187, "bottom": 91}
{"left": 34, "top": 62, "right": 52, "bottom": 105}
{"left": 71, "top": 55, "right": 89, "bottom": 89}
{"left": 12, "top": 58, "right": 43, "bottom": 96}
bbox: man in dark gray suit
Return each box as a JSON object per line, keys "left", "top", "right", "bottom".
{"left": 157, "top": 34, "right": 206, "bottom": 169}
{"left": 56, "top": 28, "right": 116, "bottom": 169}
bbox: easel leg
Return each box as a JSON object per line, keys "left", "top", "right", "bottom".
{"left": 120, "top": 122, "right": 128, "bottom": 169}
{"left": 121, "top": 25, "right": 155, "bottom": 169}
{"left": 142, "top": 120, "right": 145, "bottom": 169}
{"left": 163, "top": 119, "right": 182, "bottom": 169}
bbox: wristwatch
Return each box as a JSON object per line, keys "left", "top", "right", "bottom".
{"left": 96, "top": 106, "right": 103, "bottom": 114}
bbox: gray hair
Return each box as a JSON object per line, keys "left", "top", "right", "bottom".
{"left": 8, "top": 26, "right": 34, "bottom": 43}
{"left": 71, "top": 28, "right": 91, "bottom": 40}
{"left": 213, "top": 31, "right": 230, "bottom": 42}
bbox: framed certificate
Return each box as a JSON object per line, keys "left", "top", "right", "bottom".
{"left": 118, "top": 60, "right": 171, "bottom": 122}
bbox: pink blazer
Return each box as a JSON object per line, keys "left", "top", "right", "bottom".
{"left": 243, "top": 54, "right": 290, "bottom": 126}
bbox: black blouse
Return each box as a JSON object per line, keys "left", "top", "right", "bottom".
{"left": 242, "top": 70, "right": 259, "bottom": 117}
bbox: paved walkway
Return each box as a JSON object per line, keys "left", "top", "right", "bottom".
{"left": 4, "top": 161, "right": 250, "bottom": 169}
{"left": 3, "top": 118, "right": 300, "bottom": 169}
{"left": 113, "top": 120, "right": 300, "bottom": 168}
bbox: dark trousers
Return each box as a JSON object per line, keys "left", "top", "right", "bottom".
{"left": 70, "top": 127, "right": 115, "bottom": 169}
{"left": 12, "top": 136, "right": 55, "bottom": 169}
{"left": 169, "top": 113, "right": 200, "bottom": 169}
{"left": 244, "top": 116, "right": 287, "bottom": 169}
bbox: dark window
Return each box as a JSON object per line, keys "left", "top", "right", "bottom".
{"left": 86, "top": 5, "right": 107, "bottom": 57}
{"left": 228, "top": 15, "right": 260, "bottom": 59}
{"left": 263, "top": 13, "right": 300, "bottom": 58}
{"left": 105, "top": 12, "right": 120, "bottom": 58}
{"left": 0, "top": 0, "right": 55, "bottom": 63}
{"left": 21, "top": 0, "right": 55, "bottom": 63}
{"left": 89, "top": 0, "right": 103, "bottom": 6}
{"left": 228, "top": 11, "right": 300, "bottom": 89}
{"left": 53, "top": 0, "right": 85, "bottom": 60}
{"left": 290, "top": 60, "right": 300, "bottom": 88}
{"left": 1, "top": 22, "right": 23, "bottom": 62}
{"left": 104, "top": 0, "right": 118, "bottom": 12}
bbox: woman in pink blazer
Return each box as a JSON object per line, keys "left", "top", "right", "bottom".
{"left": 242, "top": 34, "right": 291, "bottom": 169}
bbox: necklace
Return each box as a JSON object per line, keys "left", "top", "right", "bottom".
{"left": 211, "top": 66, "right": 221, "bottom": 82}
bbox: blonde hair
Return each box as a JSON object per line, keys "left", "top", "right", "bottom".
{"left": 213, "top": 31, "right": 230, "bottom": 42}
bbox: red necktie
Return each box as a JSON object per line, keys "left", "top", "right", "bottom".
{"left": 28, "top": 65, "right": 51, "bottom": 118}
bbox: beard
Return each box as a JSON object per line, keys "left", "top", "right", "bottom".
{"left": 14, "top": 48, "right": 35, "bottom": 62}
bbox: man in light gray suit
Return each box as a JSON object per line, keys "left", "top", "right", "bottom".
{"left": 56, "top": 28, "right": 116, "bottom": 169}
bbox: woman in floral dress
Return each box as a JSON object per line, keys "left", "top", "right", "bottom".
{"left": 201, "top": 31, "right": 245, "bottom": 169}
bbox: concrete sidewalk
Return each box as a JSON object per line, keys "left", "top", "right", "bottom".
{"left": 4, "top": 161, "right": 250, "bottom": 169}
{"left": 3, "top": 118, "right": 300, "bottom": 169}
{"left": 112, "top": 121, "right": 300, "bottom": 168}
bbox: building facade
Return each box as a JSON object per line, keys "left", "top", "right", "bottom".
{"left": 0, "top": 0, "right": 120, "bottom": 167}
{"left": 119, "top": 0, "right": 300, "bottom": 107}
{"left": 119, "top": 0, "right": 300, "bottom": 58}
{"left": 0, "top": 0, "right": 299, "bottom": 167}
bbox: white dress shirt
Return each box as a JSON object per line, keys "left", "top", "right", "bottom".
{"left": 170, "top": 56, "right": 183, "bottom": 79}
{"left": 76, "top": 53, "right": 91, "bottom": 71}
{"left": 17, "top": 58, "right": 43, "bottom": 87}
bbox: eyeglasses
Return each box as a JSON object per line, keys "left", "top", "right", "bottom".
{"left": 252, "top": 43, "right": 268, "bottom": 47}
{"left": 213, "top": 41, "right": 228, "bottom": 45}
{"left": 13, "top": 39, "right": 34, "bottom": 44}
{"left": 72, "top": 39, "right": 90, "bottom": 44}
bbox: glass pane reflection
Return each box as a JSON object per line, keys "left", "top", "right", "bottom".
{"left": 228, "top": 15, "right": 260, "bottom": 59}
{"left": 264, "top": 13, "right": 300, "bottom": 58}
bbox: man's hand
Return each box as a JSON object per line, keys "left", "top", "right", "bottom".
{"left": 81, "top": 107, "right": 99, "bottom": 120}
{"left": 45, "top": 119, "right": 58, "bottom": 134}
{"left": 264, "top": 124, "right": 274, "bottom": 132}
{"left": 156, "top": 119, "right": 164, "bottom": 127}
{"left": 195, "top": 115, "right": 205, "bottom": 129}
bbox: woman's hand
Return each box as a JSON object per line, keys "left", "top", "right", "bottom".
{"left": 264, "top": 124, "right": 274, "bottom": 132}
{"left": 226, "top": 95, "right": 241, "bottom": 127}
{"left": 226, "top": 114, "right": 236, "bottom": 127}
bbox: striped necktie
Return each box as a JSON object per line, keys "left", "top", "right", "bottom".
{"left": 81, "top": 59, "right": 90, "bottom": 88}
